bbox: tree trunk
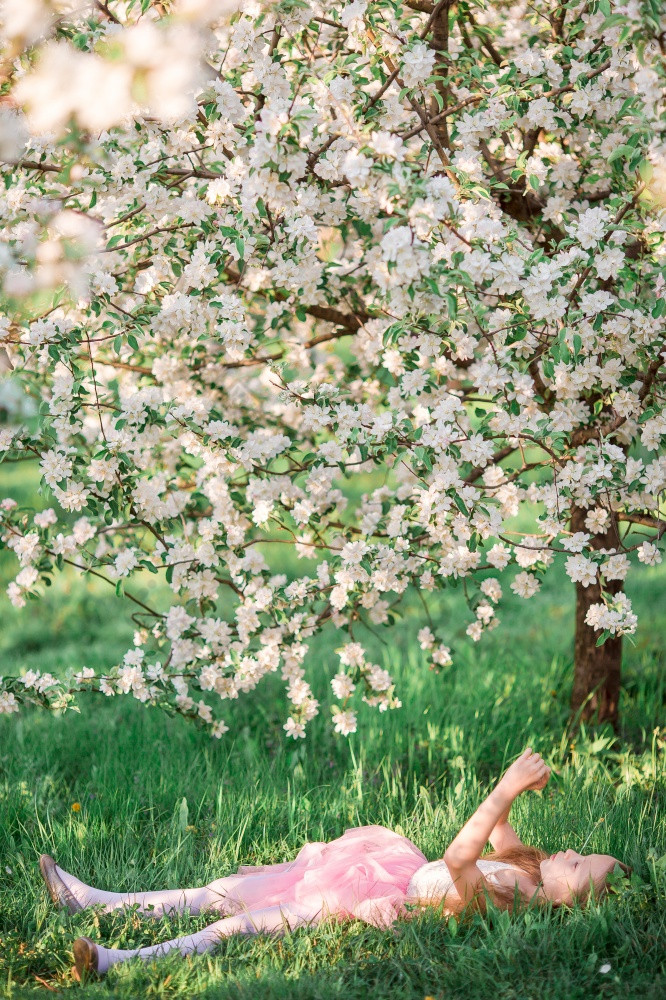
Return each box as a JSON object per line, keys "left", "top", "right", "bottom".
{"left": 428, "top": 2, "right": 453, "bottom": 151}
{"left": 569, "top": 505, "right": 622, "bottom": 731}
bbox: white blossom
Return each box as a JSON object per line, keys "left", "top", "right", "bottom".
{"left": 400, "top": 43, "right": 436, "bottom": 89}
{"left": 565, "top": 555, "right": 598, "bottom": 587}
{"left": 331, "top": 672, "right": 356, "bottom": 699}
{"left": 332, "top": 709, "right": 357, "bottom": 736}
{"left": 417, "top": 626, "right": 435, "bottom": 650}
{"left": 283, "top": 716, "right": 306, "bottom": 739}
{"left": 0, "top": 692, "right": 19, "bottom": 714}
{"left": 510, "top": 571, "right": 541, "bottom": 598}
{"left": 637, "top": 542, "right": 661, "bottom": 565}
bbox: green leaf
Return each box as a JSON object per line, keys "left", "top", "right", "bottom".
{"left": 432, "top": 89, "right": 444, "bottom": 112}
{"left": 638, "top": 406, "right": 656, "bottom": 424}
{"left": 607, "top": 144, "right": 632, "bottom": 164}
{"left": 618, "top": 23, "right": 632, "bottom": 44}
{"left": 639, "top": 158, "right": 654, "bottom": 184}
{"left": 599, "top": 13, "right": 629, "bottom": 32}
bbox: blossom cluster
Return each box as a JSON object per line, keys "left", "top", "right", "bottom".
{"left": 0, "top": 1, "right": 665, "bottom": 736}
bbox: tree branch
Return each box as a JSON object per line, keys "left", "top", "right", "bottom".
{"left": 405, "top": 0, "right": 435, "bottom": 12}
{"left": 615, "top": 514, "right": 666, "bottom": 532}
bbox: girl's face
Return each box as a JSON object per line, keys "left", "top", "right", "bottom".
{"left": 538, "top": 849, "right": 619, "bottom": 904}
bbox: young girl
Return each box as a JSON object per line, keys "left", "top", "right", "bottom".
{"left": 39, "top": 748, "right": 630, "bottom": 979}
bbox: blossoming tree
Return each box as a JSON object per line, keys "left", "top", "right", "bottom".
{"left": 1, "top": 0, "right": 664, "bottom": 738}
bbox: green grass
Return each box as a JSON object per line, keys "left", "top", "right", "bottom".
{"left": 0, "top": 468, "right": 665, "bottom": 998}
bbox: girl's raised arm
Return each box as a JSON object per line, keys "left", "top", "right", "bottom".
{"left": 488, "top": 799, "right": 524, "bottom": 853}
{"left": 443, "top": 749, "right": 550, "bottom": 906}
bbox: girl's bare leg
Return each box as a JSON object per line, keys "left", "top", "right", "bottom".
{"left": 55, "top": 865, "right": 248, "bottom": 917}
{"left": 91, "top": 903, "right": 317, "bottom": 974}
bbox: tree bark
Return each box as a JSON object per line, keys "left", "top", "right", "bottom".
{"left": 428, "top": 1, "right": 453, "bottom": 151}
{"left": 569, "top": 505, "right": 623, "bottom": 731}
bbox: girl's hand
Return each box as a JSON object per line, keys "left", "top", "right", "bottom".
{"left": 499, "top": 748, "right": 551, "bottom": 798}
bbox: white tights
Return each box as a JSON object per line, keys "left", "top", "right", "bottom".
{"left": 55, "top": 865, "right": 249, "bottom": 917}
{"left": 91, "top": 903, "right": 316, "bottom": 974}
{"left": 55, "top": 866, "right": 320, "bottom": 974}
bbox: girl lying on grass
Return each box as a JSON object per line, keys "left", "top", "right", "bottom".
{"left": 39, "top": 747, "right": 631, "bottom": 979}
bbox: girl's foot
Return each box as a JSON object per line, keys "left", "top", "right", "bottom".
{"left": 39, "top": 855, "right": 83, "bottom": 914}
{"left": 73, "top": 937, "right": 100, "bottom": 980}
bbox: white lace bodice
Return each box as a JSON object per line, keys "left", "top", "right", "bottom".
{"left": 405, "top": 858, "right": 515, "bottom": 903}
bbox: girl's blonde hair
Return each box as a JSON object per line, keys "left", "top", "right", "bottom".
{"left": 423, "top": 845, "right": 632, "bottom": 918}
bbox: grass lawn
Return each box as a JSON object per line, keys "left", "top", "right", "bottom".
{"left": 0, "top": 465, "right": 664, "bottom": 998}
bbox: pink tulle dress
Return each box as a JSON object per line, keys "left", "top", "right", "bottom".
{"left": 218, "top": 824, "right": 428, "bottom": 929}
